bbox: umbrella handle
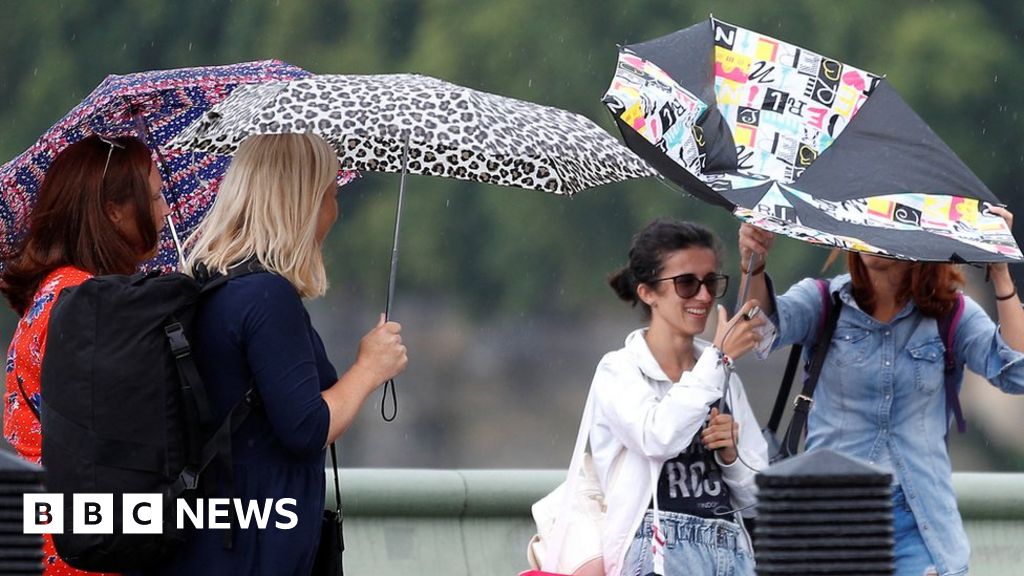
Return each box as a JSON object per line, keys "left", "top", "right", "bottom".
{"left": 381, "top": 379, "right": 398, "bottom": 421}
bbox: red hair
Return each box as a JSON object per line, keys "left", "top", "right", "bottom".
{"left": 1, "top": 135, "right": 159, "bottom": 316}
{"left": 847, "top": 253, "right": 964, "bottom": 318}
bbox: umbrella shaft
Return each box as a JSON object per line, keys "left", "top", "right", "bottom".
{"left": 736, "top": 252, "right": 758, "bottom": 314}
{"left": 384, "top": 136, "right": 411, "bottom": 321}
{"left": 166, "top": 215, "right": 184, "bottom": 269}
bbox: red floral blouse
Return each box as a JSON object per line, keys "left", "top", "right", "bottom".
{"left": 4, "top": 265, "right": 117, "bottom": 576}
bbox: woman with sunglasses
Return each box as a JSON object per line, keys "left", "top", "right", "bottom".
{"left": 589, "top": 218, "right": 768, "bottom": 576}
{"left": 738, "top": 213, "right": 1024, "bottom": 576}
{"left": 1, "top": 134, "right": 170, "bottom": 576}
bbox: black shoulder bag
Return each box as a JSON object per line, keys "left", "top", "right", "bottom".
{"left": 312, "top": 443, "right": 345, "bottom": 575}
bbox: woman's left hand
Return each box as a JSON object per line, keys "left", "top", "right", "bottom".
{"left": 701, "top": 407, "right": 738, "bottom": 465}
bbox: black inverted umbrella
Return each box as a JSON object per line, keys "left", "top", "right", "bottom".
{"left": 603, "top": 16, "right": 1022, "bottom": 263}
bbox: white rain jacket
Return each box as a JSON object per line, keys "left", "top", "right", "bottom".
{"left": 589, "top": 329, "right": 768, "bottom": 576}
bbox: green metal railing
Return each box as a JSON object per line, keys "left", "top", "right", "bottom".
{"left": 328, "top": 469, "right": 1024, "bottom": 575}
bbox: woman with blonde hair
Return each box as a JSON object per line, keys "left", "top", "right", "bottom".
{"left": 161, "top": 133, "right": 407, "bottom": 575}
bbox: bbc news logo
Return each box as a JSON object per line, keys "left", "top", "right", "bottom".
{"left": 23, "top": 494, "right": 298, "bottom": 534}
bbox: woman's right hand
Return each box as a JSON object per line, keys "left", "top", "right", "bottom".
{"left": 738, "top": 223, "right": 775, "bottom": 271}
{"left": 713, "top": 300, "right": 765, "bottom": 361}
{"left": 354, "top": 313, "right": 408, "bottom": 388}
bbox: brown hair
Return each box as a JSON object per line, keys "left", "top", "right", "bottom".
{"left": 1, "top": 135, "right": 159, "bottom": 315}
{"left": 847, "top": 252, "right": 964, "bottom": 318}
{"left": 608, "top": 218, "right": 721, "bottom": 319}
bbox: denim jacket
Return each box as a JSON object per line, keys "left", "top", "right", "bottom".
{"left": 771, "top": 274, "right": 1024, "bottom": 576}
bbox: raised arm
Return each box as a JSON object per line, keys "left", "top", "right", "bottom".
{"left": 737, "top": 224, "right": 775, "bottom": 316}
{"left": 985, "top": 206, "right": 1024, "bottom": 353}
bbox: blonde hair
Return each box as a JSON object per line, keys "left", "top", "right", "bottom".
{"left": 184, "top": 133, "right": 340, "bottom": 298}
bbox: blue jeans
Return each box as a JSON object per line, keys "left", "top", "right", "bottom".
{"left": 893, "top": 486, "right": 938, "bottom": 575}
{"left": 621, "top": 510, "right": 753, "bottom": 576}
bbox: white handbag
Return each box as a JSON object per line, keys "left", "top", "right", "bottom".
{"left": 525, "top": 388, "right": 607, "bottom": 576}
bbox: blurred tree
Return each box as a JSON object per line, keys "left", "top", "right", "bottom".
{"left": 2, "top": 0, "right": 1023, "bottom": 470}
{"left": 1, "top": 0, "right": 1021, "bottom": 316}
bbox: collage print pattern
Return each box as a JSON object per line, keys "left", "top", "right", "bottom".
{"left": 603, "top": 54, "right": 708, "bottom": 174}
{"left": 711, "top": 17, "right": 880, "bottom": 187}
{"left": 604, "top": 17, "right": 1021, "bottom": 261}
{"left": 734, "top": 184, "right": 1023, "bottom": 259}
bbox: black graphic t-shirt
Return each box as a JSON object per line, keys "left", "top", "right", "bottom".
{"left": 650, "top": 432, "right": 732, "bottom": 519}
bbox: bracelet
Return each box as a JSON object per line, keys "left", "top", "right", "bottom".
{"left": 996, "top": 288, "right": 1018, "bottom": 302}
{"left": 740, "top": 263, "right": 765, "bottom": 276}
{"left": 714, "top": 346, "right": 735, "bottom": 370}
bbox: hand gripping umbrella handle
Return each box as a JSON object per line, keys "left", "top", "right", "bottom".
{"left": 712, "top": 252, "right": 761, "bottom": 416}
{"left": 380, "top": 133, "right": 411, "bottom": 422}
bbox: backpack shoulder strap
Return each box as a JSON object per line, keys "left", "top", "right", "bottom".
{"left": 939, "top": 293, "right": 967, "bottom": 434}
{"left": 194, "top": 258, "right": 266, "bottom": 294}
{"left": 170, "top": 259, "right": 267, "bottom": 465}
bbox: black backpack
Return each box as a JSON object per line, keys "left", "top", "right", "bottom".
{"left": 38, "top": 262, "right": 262, "bottom": 571}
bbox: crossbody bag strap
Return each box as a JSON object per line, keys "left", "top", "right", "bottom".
{"left": 765, "top": 345, "right": 802, "bottom": 434}
{"left": 328, "top": 443, "right": 343, "bottom": 514}
{"left": 541, "top": 385, "right": 597, "bottom": 573}
{"left": 781, "top": 288, "right": 842, "bottom": 456}
{"left": 327, "top": 442, "right": 346, "bottom": 568}
{"left": 765, "top": 279, "right": 830, "bottom": 435}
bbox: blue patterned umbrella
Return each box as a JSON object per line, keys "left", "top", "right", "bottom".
{"left": 0, "top": 60, "right": 315, "bottom": 268}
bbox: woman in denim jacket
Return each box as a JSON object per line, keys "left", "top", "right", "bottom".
{"left": 592, "top": 218, "right": 769, "bottom": 576}
{"left": 738, "top": 208, "right": 1024, "bottom": 576}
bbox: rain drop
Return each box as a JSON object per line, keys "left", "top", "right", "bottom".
{"left": 528, "top": 78, "right": 532, "bottom": 88}
{"left": 189, "top": 42, "right": 193, "bottom": 52}
{"left": 994, "top": 74, "right": 999, "bottom": 83}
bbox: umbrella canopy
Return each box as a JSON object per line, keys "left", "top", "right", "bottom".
{"left": 0, "top": 60, "right": 312, "bottom": 268}
{"left": 603, "top": 17, "right": 1022, "bottom": 263}
{"left": 169, "top": 73, "right": 654, "bottom": 421}
{"left": 169, "top": 73, "right": 654, "bottom": 194}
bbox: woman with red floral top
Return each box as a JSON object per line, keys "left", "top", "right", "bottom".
{"left": 1, "top": 134, "right": 169, "bottom": 575}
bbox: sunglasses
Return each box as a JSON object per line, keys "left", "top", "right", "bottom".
{"left": 650, "top": 272, "right": 730, "bottom": 299}
{"left": 98, "top": 135, "right": 125, "bottom": 183}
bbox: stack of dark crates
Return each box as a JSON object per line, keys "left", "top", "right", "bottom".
{"left": 755, "top": 449, "right": 894, "bottom": 575}
{"left": 0, "top": 448, "right": 45, "bottom": 575}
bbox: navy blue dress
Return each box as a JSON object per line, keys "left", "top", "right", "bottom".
{"left": 159, "top": 272, "right": 335, "bottom": 575}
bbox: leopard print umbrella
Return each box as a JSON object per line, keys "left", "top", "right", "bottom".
{"left": 169, "top": 74, "right": 654, "bottom": 194}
